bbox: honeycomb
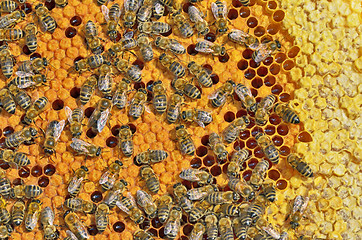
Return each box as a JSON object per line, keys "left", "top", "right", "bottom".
{"left": 0, "top": 0, "right": 359, "bottom": 238}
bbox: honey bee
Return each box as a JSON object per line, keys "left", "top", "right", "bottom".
{"left": 133, "top": 229, "right": 154, "bottom": 240}
{"left": 209, "top": 132, "right": 228, "bottom": 161}
{"left": 190, "top": 222, "right": 205, "bottom": 240}
{"left": 167, "top": 91, "right": 184, "bottom": 124}
{"left": 287, "top": 154, "right": 314, "bottom": 177}
{"left": 122, "top": 0, "right": 140, "bottom": 28}
{"left": 137, "top": 0, "right": 152, "bottom": 22}
{"left": 88, "top": 97, "right": 112, "bottom": 133}
{"left": 164, "top": 206, "right": 182, "bottom": 240}
{"left": 218, "top": 217, "right": 233, "bottom": 240}
{"left": 108, "top": 31, "right": 138, "bottom": 57}
{"left": 255, "top": 132, "right": 279, "bottom": 164}
{"left": 252, "top": 40, "right": 281, "bottom": 64}
{"left": 139, "top": 165, "right": 160, "bottom": 194}
{"left": 159, "top": 53, "right": 185, "bottom": 78}
{"left": 24, "top": 23, "right": 38, "bottom": 53}
{"left": 232, "top": 217, "right": 248, "bottom": 240}
{"left": 157, "top": 194, "right": 173, "bottom": 223}
{"left": 175, "top": 125, "right": 195, "bottom": 156}
{"left": 118, "top": 125, "right": 134, "bottom": 157}
{"left": 171, "top": 78, "right": 201, "bottom": 100}
{"left": 158, "top": 0, "right": 173, "bottom": 9}
{"left": 205, "top": 191, "right": 240, "bottom": 205}
{"left": 249, "top": 159, "right": 269, "bottom": 190}
{"left": 70, "top": 138, "right": 102, "bottom": 158}
{"left": 0, "top": 45, "right": 15, "bottom": 79}
{"left": 227, "top": 149, "right": 250, "bottom": 178}
{"left": 0, "top": 170, "right": 11, "bottom": 198}
{"left": 111, "top": 80, "right": 129, "bottom": 110}
{"left": 101, "top": 3, "right": 121, "bottom": 41}
{"left": 136, "top": 190, "right": 157, "bottom": 218}
{"left": 223, "top": 116, "right": 250, "bottom": 144}
{"left": 9, "top": 74, "right": 47, "bottom": 89}
{"left": 65, "top": 106, "right": 84, "bottom": 138}
{"left": 261, "top": 183, "right": 276, "bottom": 202}
{"left": 217, "top": 203, "right": 240, "bottom": 217}
{"left": 67, "top": 166, "right": 88, "bottom": 197}
{"left": 34, "top": 4, "right": 57, "bottom": 33}
{"left": 11, "top": 200, "right": 25, "bottom": 226}
{"left": 228, "top": 29, "right": 259, "bottom": 50}
{"left": 83, "top": 20, "right": 103, "bottom": 54}
{"left": 0, "top": 196, "right": 10, "bottom": 225}
{"left": 152, "top": 0, "right": 164, "bottom": 20}
{"left": 228, "top": 177, "right": 255, "bottom": 201}
{"left": 0, "top": 0, "right": 18, "bottom": 13}
{"left": 137, "top": 33, "right": 153, "bottom": 62}
{"left": 154, "top": 36, "right": 186, "bottom": 55}
{"left": 64, "top": 210, "right": 89, "bottom": 240}
{"left": 234, "top": 83, "right": 257, "bottom": 112}
{"left": 187, "top": 61, "right": 212, "bottom": 88}
{"left": 148, "top": 80, "right": 167, "bottom": 114}
{"left": 211, "top": 0, "right": 228, "bottom": 34}
{"left": 238, "top": 205, "right": 252, "bottom": 227}
{"left": 0, "top": 28, "right": 24, "bottom": 41}
{"left": 134, "top": 149, "right": 168, "bottom": 165}
{"left": 43, "top": 120, "right": 66, "bottom": 156}
{"left": 64, "top": 230, "right": 78, "bottom": 240}
{"left": 287, "top": 195, "right": 309, "bottom": 230}
{"left": 187, "top": 184, "right": 218, "bottom": 201}
{"left": 16, "top": 57, "right": 49, "bottom": 76}
{"left": 40, "top": 207, "right": 59, "bottom": 240}
{"left": 179, "top": 168, "right": 213, "bottom": 185}
{"left": 114, "top": 59, "right": 142, "bottom": 82}
{"left": 73, "top": 55, "right": 104, "bottom": 73}
{"left": 249, "top": 196, "right": 265, "bottom": 224}
{"left": 209, "top": 80, "right": 235, "bottom": 108}
{"left": 138, "top": 21, "right": 171, "bottom": 35}
{"left": 129, "top": 88, "right": 147, "bottom": 120}
{"left": 103, "top": 179, "right": 128, "bottom": 209}
{"left": 274, "top": 102, "right": 300, "bottom": 124}
{"left": 79, "top": 75, "right": 97, "bottom": 105}
{"left": 97, "top": 63, "right": 113, "bottom": 97}
{"left": 173, "top": 183, "right": 192, "bottom": 213}
{"left": 116, "top": 193, "right": 145, "bottom": 224}
{"left": 99, "top": 160, "right": 123, "bottom": 191}
{"left": 0, "top": 10, "right": 25, "bottom": 29}
{"left": 63, "top": 197, "right": 97, "bottom": 214}
{"left": 9, "top": 84, "right": 32, "bottom": 111}
{"left": 205, "top": 213, "right": 218, "bottom": 240}
{"left": 11, "top": 184, "right": 43, "bottom": 199}
{"left": 24, "top": 199, "right": 42, "bottom": 231}
{"left": 262, "top": 224, "right": 288, "bottom": 240}
{"left": 188, "top": 6, "right": 209, "bottom": 36}
{"left": 95, "top": 203, "right": 109, "bottom": 233}
{"left": 22, "top": 96, "right": 48, "bottom": 125}
{"left": 171, "top": 9, "right": 194, "bottom": 38}
{"left": 255, "top": 94, "right": 276, "bottom": 126}
{"left": 181, "top": 109, "right": 213, "bottom": 128}
{"left": 5, "top": 127, "right": 38, "bottom": 148}
{"left": 54, "top": 0, "right": 68, "bottom": 8}
{"left": 195, "top": 40, "right": 226, "bottom": 56}
{"left": 0, "top": 88, "right": 15, "bottom": 114}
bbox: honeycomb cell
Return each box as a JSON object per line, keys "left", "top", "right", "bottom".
{"left": 0, "top": 161, "right": 10, "bottom": 170}
{"left": 152, "top": 218, "right": 163, "bottom": 229}
{"left": 245, "top": 69, "right": 256, "bottom": 79}
{"left": 247, "top": 17, "right": 258, "bottom": 28}
{"left": 86, "top": 128, "right": 97, "bottom": 138}
{"left": 233, "top": 140, "right": 245, "bottom": 150}
{"left": 257, "top": 66, "right": 268, "bottom": 77}
{"left": 263, "top": 57, "right": 273, "bottom": 66}
{"left": 248, "top": 158, "right": 258, "bottom": 169}
{"left": 18, "top": 167, "right": 30, "bottom": 178}
{"left": 283, "top": 59, "right": 295, "bottom": 70}
{"left": 211, "top": 74, "right": 219, "bottom": 84}
{"left": 70, "top": 87, "right": 80, "bottom": 98}
{"left": 243, "top": 49, "right": 253, "bottom": 59}
{"left": 158, "top": 227, "right": 166, "bottom": 238}
{"left": 21, "top": 2, "right": 32, "bottom": 14}
{"left": 279, "top": 146, "right": 290, "bottom": 156}
{"left": 204, "top": 32, "right": 216, "bottom": 42}
{"left": 276, "top": 179, "right": 287, "bottom": 190}
{"left": 203, "top": 155, "right": 215, "bottom": 167}
{"left": 88, "top": 225, "right": 99, "bottom": 236}
{"left": 190, "top": 158, "right": 202, "bottom": 169}
{"left": 267, "top": 0, "right": 277, "bottom": 12}
{"left": 275, "top": 53, "right": 287, "bottom": 63}
{"left": 237, "top": 59, "right": 248, "bottom": 70}
{"left": 239, "top": 129, "right": 250, "bottom": 140}
{"left": 232, "top": 0, "right": 244, "bottom": 7}
{"left": 52, "top": 99, "right": 64, "bottom": 110}
{"left": 227, "top": 9, "right": 239, "bottom": 20}
{"left": 277, "top": 124, "right": 289, "bottom": 136}
{"left": 23, "top": 45, "right": 31, "bottom": 55}
{"left": 269, "top": 114, "right": 281, "bottom": 125}
{"left": 201, "top": 135, "right": 209, "bottom": 146}
{"left": 182, "top": 2, "right": 192, "bottom": 13}
{"left": 31, "top": 165, "right": 43, "bottom": 177}
{"left": 239, "top": 7, "right": 250, "bottom": 18}
{"left": 269, "top": 63, "right": 280, "bottom": 75}
{"left": 252, "top": 77, "right": 263, "bottom": 88}
{"left": 91, "top": 191, "right": 103, "bottom": 203}
{"left": 236, "top": 109, "right": 247, "bottom": 118}
{"left": 298, "top": 131, "right": 313, "bottom": 142}
{"left": 65, "top": 27, "right": 77, "bottom": 38}
{"left": 254, "top": 26, "right": 265, "bottom": 37}
{"left": 196, "top": 146, "right": 208, "bottom": 157}
{"left": 219, "top": 53, "right": 230, "bottom": 63}
{"left": 13, "top": 178, "right": 23, "bottom": 186}
{"left": 128, "top": 123, "right": 137, "bottom": 134}
{"left": 44, "top": 164, "right": 56, "bottom": 176}
{"left": 70, "top": 16, "right": 82, "bottom": 26}
{"left": 273, "top": 10, "right": 285, "bottom": 22}
{"left": 38, "top": 176, "right": 50, "bottom": 187}
{"left": 264, "top": 125, "right": 275, "bottom": 135}
{"left": 288, "top": 46, "right": 300, "bottom": 58}
{"left": 132, "top": 59, "right": 145, "bottom": 70}
{"left": 3, "top": 126, "right": 14, "bottom": 136}
{"left": 148, "top": 228, "right": 157, "bottom": 236}
{"left": 246, "top": 138, "right": 257, "bottom": 149}
{"left": 106, "top": 136, "right": 118, "bottom": 148}
{"left": 187, "top": 44, "right": 198, "bottom": 56}
{"left": 84, "top": 107, "right": 95, "bottom": 118}
{"left": 271, "top": 84, "right": 283, "bottom": 95}
{"left": 279, "top": 93, "right": 290, "bottom": 102}
{"left": 111, "top": 125, "right": 120, "bottom": 136}
{"left": 267, "top": 23, "right": 280, "bottom": 35}
{"left": 242, "top": 170, "right": 252, "bottom": 181}
{"left": 224, "top": 111, "right": 235, "bottom": 122}
{"left": 211, "top": 165, "right": 222, "bottom": 176}
{"left": 113, "top": 222, "right": 125, "bottom": 233}
{"left": 272, "top": 136, "right": 283, "bottom": 146}
{"left": 183, "top": 224, "right": 193, "bottom": 235}
{"left": 45, "top": 0, "right": 55, "bottom": 10}
{"left": 251, "top": 126, "right": 263, "bottom": 137}
{"left": 134, "top": 82, "right": 145, "bottom": 90}
{"left": 254, "top": 147, "right": 264, "bottom": 158}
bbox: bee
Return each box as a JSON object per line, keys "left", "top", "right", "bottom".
{"left": 138, "top": 21, "right": 171, "bottom": 35}
{"left": 157, "top": 194, "right": 173, "bottom": 223}
{"left": 205, "top": 213, "right": 218, "bottom": 240}
{"left": 0, "top": 28, "right": 24, "bottom": 41}
{"left": 287, "top": 154, "right": 314, "bottom": 177}
{"left": 179, "top": 168, "right": 213, "bottom": 185}
{"left": 9, "top": 74, "right": 47, "bottom": 89}
{"left": 83, "top": 20, "right": 103, "bottom": 54}
{"left": 79, "top": 75, "right": 97, "bottom": 105}
{"left": 274, "top": 102, "right": 300, "bottom": 124}
{"left": 209, "top": 80, "right": 235, "bottom": 108}
{"left": 218, "top": 217, "right": 233, "bottom": 240}
{"left": 205, "top": 191, "right": 240, "bottom": 205}
{"left": 16, "top": 57, "right": 48, "bottom": 76}
{"left": 86, "top": 54, "right": 104, "bottom": 70}
{"left": 118, "top": 125, "right": 134, "bottom": 157}
{"left": 187, "top": 61, "right": 212, "bottom": 88}
{"left": 171, "top": 78, "right": 201, "bottom": 100}
{"left": 99, "top": 160, "right": 123, "bottom": 191}
{"left": 228, "top": 29, "right": 259, "bottom": 50}
{"left": 209, "top": 132, "right": 228, "bottom": 161}
{"left": 0, "top": 10, "right": 25, "bottom": 29}
{"left": 137, "top": 33, "right": 154, "bottom": 62}
{"left": 218, "top": 203, "right": 240, "bottom": 217}
{"left": 54, "top": 0, "right": 68, "bottom": 8}
{"left": 195, "top": 40, "right": 226, "bottom": 56}
{"left": 122, "top": 0, "right": 140, "bottom": 29}
{"left": 43, "top": 120, "right": 66, "bottom": 156}
{"left": 238, "top": 205, "right": 252, "bottom": 226}
{"left": 249, "top": 196, "right": 265, "bottom": 223}
{"left": 116, "top": 193, "right": 145, "bottom": 224}
{"left": 136, "top": 190, "right": 157, "bottom": 218}
{"left": 175, "top": 125, "right": 195, "bottom": 156}
{"left": 249, "top": 159, "right": 269, "bottom": 190}
{"left": 181, "top": 109, "right": 213, "bottom": 128}
{"left": 167, "top": 91, "right": 184, "bottom": 124}
{"left": 187, "top": 184, "right": 218, "bottom": 201}
{"left": 24, "top": 23, "right": 38, "bottom": 53}
{"left": 0, "top": 88, "right": 15, "bottom": 114}
{"left": 159, "top": 53, "right": 186, "bottom": 78}
{"left": 113, "top": 78, "right": 131, "bottom": 109}
{"left": 7, "top": 86, "right": 28, "bottom": 111}
{"left": 11, "top": 185, "right": 43, "bottom": 199}
{"left": 148, "top": 80, "right": 167, "bottom": 114}
{"left": 40, "top": 207, "right": 59, "bottom": 240}
{"left": 190, "top": 222, "right": 205, "bottom": 240}
{"left": 164, "top": 206, "right": 182, "bottom": 240}
{"left": 114, "top": 59, "right": 142, "bottom": 82}
{"left": 137, "top": 0, "right": 152, "bottom": 22}
{"left": 5, "top": 127, "right": 38, "bottom": 148}
{"left": 65, "top": 106, "right": 84, "bottom": 138}
{"left": 255, "top": 94, "right": 276, "bottom": 125}
{"left": 0, "top": 0, "right": 18, "bottom": 13}
{"left": 261, "top": 183, "right": 276, "bottom": 202}
{"left": 24, "top": 199, "right": 42, "bottom": 231}
{"left": 11, "top": 200, "right": 25, "bottom": 226}
{"left": 255, "top": 132, "right": 279, "bottom": 164}
{"left": 0, "top": 196, "right": 10, "bottom": 225}
{"left": 103, "top": 179, "right": 128, "bottom": 209}
{"left": 232, "top": 217, "right": 248, "bottom": 240}
{"left": 88, "top": 97, "right": 112, "bottom": 133}
{"left": 64, "top": 210, "right": 89, "bottom": 240}
{"left": 223, "top": 116, "right": 250, "bottom": 144}
{"left": 63, "top": 197, "right": 97, "bottom": 214}
{"left": 171, "top": 9, "right": 194, "bottom": 38}
{"left": 0, "top": 45, "right": 15, "bottom": 79}
{"left": 22, "top": 96, "right": 48, "bottom": 125}
{"left": 134, "top": 149, "right": 168, "bottom": 165}
{"left": 64, "top": 230, "right": 78, "bottom": 240}
{"left": 158, "top": 0, "right": 173, "bottom": 9}
{"left": 108, "top": 31, "right": 138, "bottom": 57}
{"left": 227, "top": 149, "right": 250, "bottom": 178}
{"left": 152, "top": 0, "right": 164, "bottom": 20}
{"left": 73, "top": 57, "right": 96, "bottom": 73}
{"left": 252, "top": 40, "right": 281, "bottom": 64}
{"left": 228, "top": 177, "right": 255, "bottom": 201}
{"left": 262, "top": 225, "right": 288, "bottom": 240}
{"left": 134, "top": 229, "right": 154, "bottom": 240}
{"left": 67, "top": 166, "right": 88, "bottom": 197}
{"left": 173, "top": 183, "right": 192, "bottom": 213}
{"left": 101, "top": 3, "right": 121, "bottom": 41}
{"left": 211, "top": 0, "right": 228, "bottom": 34}
{"left": 139, "top": 165, "right": 160, "bottom": 194}
{"left": 95, "top": 203, "right": 109, "bottom": 233}
{"left": 235, "top": 83, "right": 257, "bottom": 112}
{"left": 154, "top": 36, "right": 186, "bottom": 55}
{"left": 188, "top": 6, "right": 209, "bottom": 36}
{"left": 0, "top": 170, "right": 11, "bottom": 198}
{"left": 129, "top": 88, "right": 147, "bottom": 120}
{"left": 34, "top": 4, "right": 57, "bottom": 33}
{"left": 70, "top": 138, "right": 102, "bottom": 158}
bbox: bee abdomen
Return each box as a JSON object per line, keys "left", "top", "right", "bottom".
{"left": 145, "top": 175, "right": 160, "bottom": 194}
{"left": 153, "top": 95, "right": 167, "bottom": 114}
{"left": 120, "top": 141, "right": 134, "bottom": 157}
{"left": 170, "top": 62, "right": 185, "bottom": 78}
{"left": 184, "top": 84, "right": 201, "bottom": 99}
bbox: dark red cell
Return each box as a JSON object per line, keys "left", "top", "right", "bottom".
{"left": 187, "top": 44, "right": 198, "bottom": 56}
{"left": 91, "top": 191, "right": 103, "bottom": 203}
{"left": 210, "top": 165, "right": 222, "bottom": 176}
{"left": 38, "top": 176, "right": 49, "bottom": 187}
{"left": 196, "top": 146, "right": 208, "bottom": 157}
{"left": 269, "top": 114, "right": 281, "bottom": 125}
{"left": 203, "top": 155, "right": 215, "bottom": 167}
{"left": 280, "top": 146, "right": 290, "bottom": 156}
{"left": 183, "top": 224, "right": 193, "bottom": 236}
{"left": 242, "top": 49, "right": 253, "bottom": 59}
{"left": 268, "top": 169, "right": 280, "bottom": 180}
{"left": 233, "top": 140, "right": 245, "bottom": 150}
{"left": 242, "top": 170, "right": 252, "bottom": 181}
{"left": 152, "top": 218, "right": 163, "bottom": 229}
{"left": 273, "top": 10, "right": 285, "bottom": 22}
{"left": 239, "top": 130, "right": 250, "bottom": 140}
{"left": 228, "top": 9, "right": 238, "bottom": 20}
{"left": 134, "top": 82, "right": 145, "bottom": 90}
{"left": 279, "top": 93, "right": 290, "bottom": 102}
{"left": 111, "top": 125, "right": 120, "bottom": 136}
{"left": 271, "top": 85, "right": 283, "bottom": 95}
{"left": 249, "top": 0, "right": 256, "bottom": 6}
{"left": 160, "top": 28, "right": 172, "bottom": 37}
{"left": 219, "top": 53, "right": 230, "bottom": 63}
{"left": 106, "top": 136, "right": 118, "bottom": 148}
{"left": 248, "top": 158, "right": 258, "bottom": 169}
{"left": 52, "top": 99, "right": 64, "bottom": 110}
{"left": 254, "top": 147, "right": 264, "bottom": 158}
{"left": 237, "top": 59, "right": 248, "bottom": 70}
{"left": 251, "top": 78, "right": 263, "bottom": 88}
{"left": 30, "top": 53, "right": 41, "bottom": 60}
{"left": 276, "top": 179, "right": 287, "bottom": 190}
{"left": 190, "top": 158, "right": 202, "bottom": 169}
{"left": 254, "top": 26, "right": 265, "bottom": 37}
{"left": 204, "top": 32, "right": 216, "bottom": 42}
{"left": 257, "top": 66, "right": 268, "bottom": 77}
{"left": 239, "top": 7, "right": 250, "bottom": 18}
{"left": 211, "top": 74, "right": 219, "bottom": 84}
{"left": 264, "top": 75, "right": 276, "bottom": 86}
{"left": 23, "top": 45, "right": 31, "bottom": 55}
{"left": 263, "top": 57, "right": 273, "bottom": 66}
{"left": 74, "top": 56, "right": 84, "bottom": 63}
{"left": 128, "top": 123, "right": 137, "bottom": 134}
{"left": 45, "top": 0, "right": 55, "bottom": 10}
{"left": 0, "top": 161, "right": 10, "bottom": 170}
{"left": 182, "top": 180, "right": 192, "bottom": 190}
{"left": 224, "top": 111, "right": 235, "bottom": 122}
{"left": 236, "top": 109, "right": 247, "bottom": 118}
{"left": 13, "top": 178, "right": 23, "bottom": 186}
{"left": 265, "top": 125, "right": 275, "bottom": 135}
{"left": 31, "top": 165, "right": 42, "bottom": 177}
{"left": 113, "top": 221, "right": 125, "bottom": 233}
{"left": 132, "top": 59, "right": 144, "bottom": 70}
{"left": 19, "top": 167, "right": 30, "bottom": 178}
{"left": 275, "top": 53, "right": 287, "bottom": 63}
{"left": 270, "top": 63, "right": 280, "bottom": 75}
{"left": 3, "top": 126, "right": 14, "bottom": 136}
{"left": 182, "top": 2, "right": 193, "bottom": 13}
{"left": 203, "top": 64, "right": 213, "bottom": 72}
{"left": 232, "top": 0, "right": 243, "bottom": 7}
{"left": 277, "top": 124, "right": 289, "bottom": 136}
{"left": 70, "top": 87, "right": 80, "bottom": 98}
{"left": 70, "top": 16, "right": 82, "bottom": 26}
{"left": 201, "top": 135, "right": 209, "bottom": 146}
{"left": 65, "top": 27, "right": 77, "bottom": 38}
{"left": 84, "top": 107, "right": 95, "bottom": 118}
{"left": 298, "top": 131, "right": 312, "bottom": 142}
{"left": 88, "top": 225, "right": 99, "bottom": 236}
{"left": 247, "top": 17, "right": 258, "bottom": 28}
{"left": 244, "top": 69, "right": 256, "bottom": 79}
{"left": 251, "top": 126, "right": 263, "bottom": 137}
{"left": 159, "top": 227, "right": 166, "bottom": 238}
{"left": 246, "top": 139, "right": 257, "bottom": 149}
{"left": 249, "top": 59, "right": 258, "bottom": 68}
{"left": 272, "top": 136, "right": 283, "bottom": 146}
{"left": 44, "top": 164, "right": 56, "bottom": 176}
{"left": 86, "top": 129, "right": 97, "bottom": 139}
{"left": 21, "top": 2, "right": 32, "bottom": 13}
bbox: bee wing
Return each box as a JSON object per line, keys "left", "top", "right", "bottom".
{"left": 300, "top": 197, "right": 309, "bottom": 213}
{"left": 116, "top": 200, "right": 131, "bottom": 214}
{"left": 17, "top": 79, "right": 36, "bottom": 89}
{"left": 195, "top": 119, "right": 205, "bottom": 128}
{"left": 153, "top": 1, "right": 164, "bottom": 15}
{"left": 98, "top": 73, "right": 112, "bottom": 91}
{"left": 40, "top": 206, "right": 55, "bottom": 226}
{"left": 66, "top": 230, "right": 78, "bottom": 240}
{"left": 221, "top": 1, "right": 228, "bottom": 18}
{"left": 15, "top": 71, "right": 34, "bottom": 77}
{"left": 262, "top": 225, "right": 280, "bottom": 239}
{"left": 208, "top": 89, "right": 220, "bottom": 100}
{"left": 292, "top": 195, "right": 304, "bottom": 214}
{"left": 53, "top": 120, "right": 66, "bottom": 141}
{"left": 123, "top": 0, "right": 132, "bottom": 11}
{"left": 27, "top": 212, "right": 39, "bottom": 231}
{"left": 71, "top": 138, "right": 91, "bottom": 154}
{"left": 104, "top": 189, "right": 121, "bottom": 205}
{"left": 188, "top": 6, "right": 203, "bottom": 23}
{"left": 65, "top": 106, "right": 74, "bottom": 124}
{"left": 280, "top": 232, "right": 288, "bottom": 240}
{"left": 211, "top": 2, "right": 219, "bottom": 19}
{"left": 127, "top": 192, "right": 138, "bottom": 207}
{"left": 68, "top": 177, "right": 84, "bottom": 193}
{"left": 101, "top": 5, "right": 110, "bottom": 22}
{"left": 195, "top": 40, "right": 214, "bottom": 53}
{"left": 169, "top": 39, "right": 186, "bottom": 54}
{"left": 97, "top": 108, "right": 110, "bottom": 133}
{"left": 123, "top": 30, "right": 134, "bottom": 39}
{"left": 99, "top": 171, "right": 111, "bottom": 184}
{"left": 165, "top": 219, "right": 180, "bottom": 236}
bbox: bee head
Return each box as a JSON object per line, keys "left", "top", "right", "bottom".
{"left": 115, "top": 160, "right": 123, "bottom": 167}
{"left": 187, "top": 61, "right": 195, "bottom": 68}
{"left": 80, "top": 166, "right": 89, "bottom": 172}
{"left": 120, "top": 125, "right": 130, "bottom": 130}
{"left": 42, "top": 58, "right": 48, "bottom": 66}
{"left": 175, "top": 125, "right": 185, "bottom": 131}
{"left": 226, "top": 80, "right": 236, "bottom": 87}
{"left": 220, "top": 46, "right": 226, "bottom": 56}
{"left": 154, "top": 36, "right": 161, "bottom": 46}
{"left": 275, "top": 40, "right": 281, "bottom": 49}
{"left": 20, "top": 10, "right": 25, "bottom": 18}
{"left": 44, "top": 148, "right": 54, "bottom": 155}
{"left": 139, "top": 88, "right": 147, "bottom": 94}
{"left": 159, "top": 53, "right": 166, "bottom": 60}
{"left": 29, "top": 127, "right": 38, "bottom": 136}
{"left": 243, "top": 116, "right": 251, "bottom": 125}
{"left": 96, "top": 147, "right": 102, "bottom": 156}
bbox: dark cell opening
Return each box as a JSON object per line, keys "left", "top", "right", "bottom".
{"left": 211, "top": 74, "right": 219, "bottom": 84}
{"left": 203, "top": 155, "right": 215, "bottom": 167}
{"left": 190, "top": 158, "right": 202, "bottom": 169}
{"left": 247, "top": 17, "right": 258, "bottom": 28}
{"left": 91, "top": 191, "right": 103, "bottom": 203}
{"left": 31, "top": 165, "right": 42, "bottom": 177}
{"left": 18, "top": 166, "right": 30, "bottom": 178}
{"left": 106, "top": 136, "right": 118, "bottom": 148}
{"left": 52, "top": 99, "right": 64, "bottom": 110}
{"left": 85, "top": 107, "right": 95, "bottom": 118}
{"left": 204, "top": 32, "right": 216, "bottom": 42}
{"left": 70, "top": 16, "right": 82, "bottom": 26}
{"left": 111, "top": 125, "right": 120, "bottom": 136}
{"left": 268, "top": 169, "right": 280, "bottom": 180}
{"left": 65, "top": 27, "right": 77, "bottom": 38}
{"left": 88, "top": 225, "right": 99, "bottom": 236}
{"left": 3, "top": 126, "right": 14, "bottom": 136}
{"left": 128, "top": 123, "right": 137, "bottom": 134}
{"left": 228, "top": 9, "right": 238, "bottom": 20}
{"left": 113, "top": 222, "right": 125, "bottom": 233}
{"left": 224, "top": 111, "right": 235, "bottom": 122}
{"left": 196, "top": 146, "right": 208, "bottom": 157}
{"left": 271, "top": 84, "right": 283, "bottom": 95}
{"left": 44, "top": 164, "right": 56, "bottom": 176}
{"left": 132, "top": 59, "right": 145, "bottom": 70}
{"left": 70, "top": 87, "right": 80, "bottom": 98}
{"left": 239, "top": 7, "right": 250, "bottom": 18}
{"left": 201, "top": 135, "right": 209, "bottom": 146}
{"left": 86, "top": 129, "right": 97, "bottom": 139}
{"left": 38, "top": 176, "right": 49, "bottom": 187}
